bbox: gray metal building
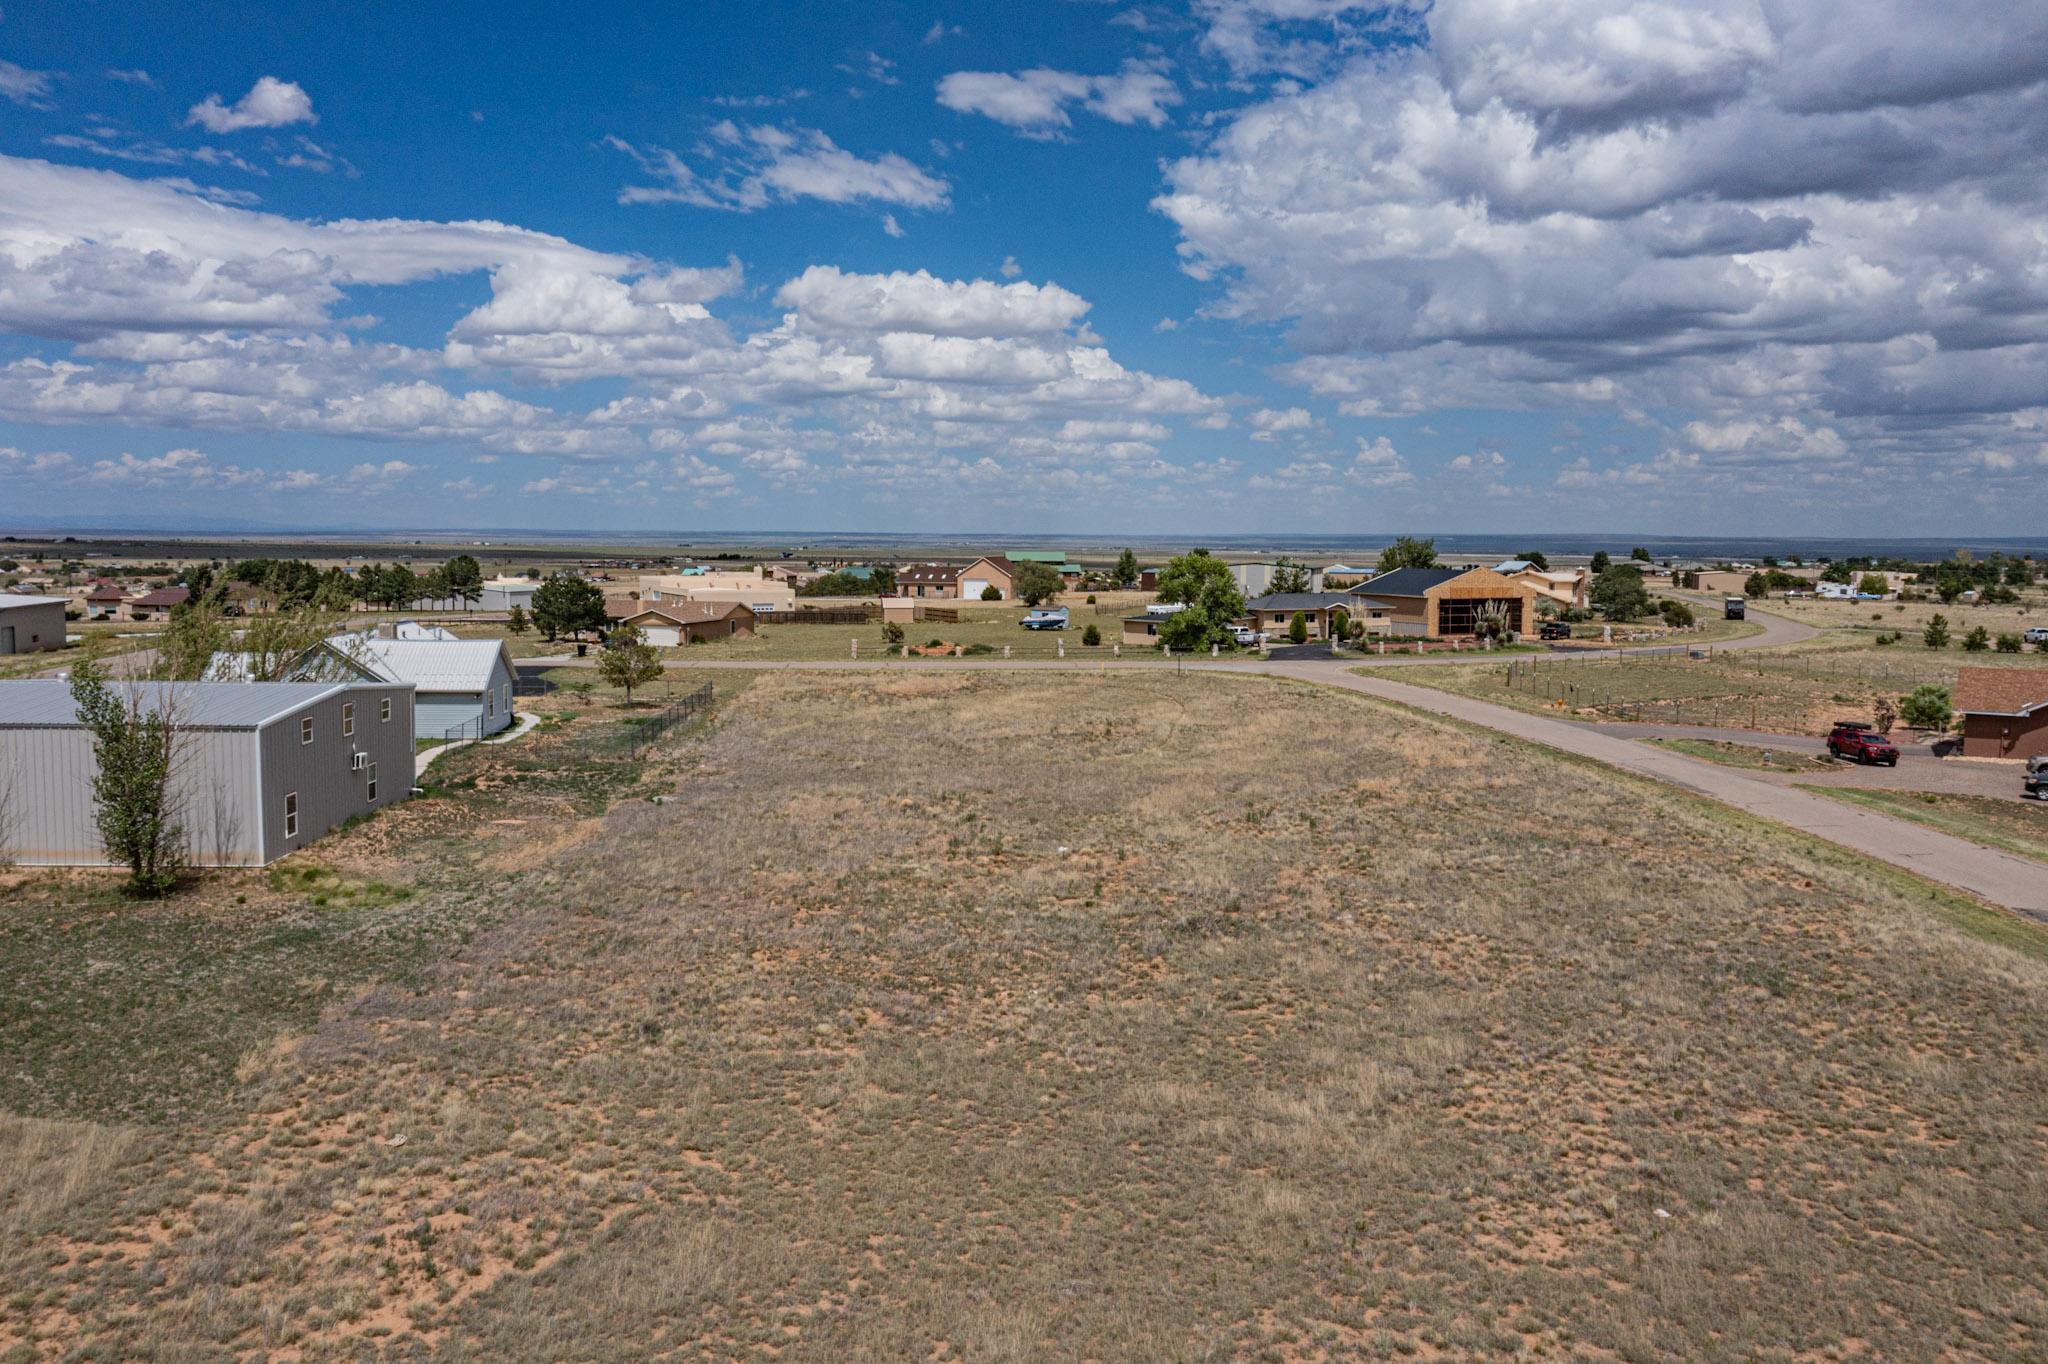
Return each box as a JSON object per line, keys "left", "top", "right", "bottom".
{"left": 0, "top": 593, "right": 67, "bottom": 655}
{"left": 0, "top": 679, "right": 415, "bottom": 867}
{"left": 322, "top": 636, "right": 517, "bottom": 742}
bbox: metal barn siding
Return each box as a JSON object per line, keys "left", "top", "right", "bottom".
{"left": 0, "top": 723, "right": 264, "bottom": 866}
{"left": 415, "top": 691, "right": 484, "bottom": 741}
{"left": 0, "top": 597, "right": 67, "bottom": 654}
{"left": 256, "top": 685, "right": 415, "bottom": 864}
{"left": 409, "top": 657, "right": 513, "bottom": 741}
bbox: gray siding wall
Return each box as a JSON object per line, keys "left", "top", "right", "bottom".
{"left": 257, "top": 685, "right": 415, "bottom": 864}
{"left": 413, "top": 659, "right": 513, "bottom": 740}
{"left": 0, "top": 600, "right": 67, "bottom": 654}
{"left": 0, "top": 725, "right": 263, "bottom": 866}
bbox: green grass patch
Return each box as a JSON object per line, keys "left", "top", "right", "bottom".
{"left": 266, "top": 862, "right": 416, "bottom": 910}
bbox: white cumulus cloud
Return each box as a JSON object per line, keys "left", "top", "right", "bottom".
{"left": 186, "top": 76, "right": 317, "bottom": 133}
{"left": 936, "top": 60, "right": 1181, "bottom": 135}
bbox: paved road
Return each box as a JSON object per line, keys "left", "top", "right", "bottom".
{"left": 1256, "top": 661, "right": 2046, "bottom": 921}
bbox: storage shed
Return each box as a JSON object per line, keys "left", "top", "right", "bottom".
{"left": 0, "top": 679, "right": 414, "bottom": 866}
{"left": 0, "top": 593, "right": 66, "bottom": 655}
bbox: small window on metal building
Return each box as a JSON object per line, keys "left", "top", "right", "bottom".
{"left": 341, "top": 702, "right": 354, "bottom": 736}
{"left": 300, "top": 716, "right": 314, "bottom": 745}
{"left": 366, "top": 763, "right": 378, "bottom": 802}
{"left": 283, "top": 792, "right": 299, "bottom": 839}
{"left": 380, "top": 697, "right": 391, "bottom": 723}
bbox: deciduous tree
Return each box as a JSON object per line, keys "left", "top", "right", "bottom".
{"left": 1376, "top": 536, "right": 1437, "bottom": 573}
{"left": 1590, "top": 565, "right": 1651, "bottom": 622}
{"left": 532, "top": 572, "right": 608, "bottom": 641}
{"left": 598, "top": 624, "right": 663, "bottom": 703}
{"left": 69, "top": 661, "right": 185, "bottom": 897}
{"left": 1154, "top": 551, "right": 1246, "bottom": 652}
{"left": 1012, "top": 561, "right": 1063, "bottom": 607}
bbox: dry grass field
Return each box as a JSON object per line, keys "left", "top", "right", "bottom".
{"left": 1387, "top": 635, "right": 2048, "bottom": 736}
{"left": 1757, "top": 587, "right": 2048, "bottom": 640}
{"left": 3, "top": 671, "right": 2046, "bottom": 1361}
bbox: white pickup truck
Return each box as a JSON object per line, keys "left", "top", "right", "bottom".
{"left": 1231, "top": 626, "right": 1268, "bottom": 647}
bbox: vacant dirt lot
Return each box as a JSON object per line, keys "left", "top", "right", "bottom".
{"left": 4, "top": 672, "right": 2045, "bottom": 1361}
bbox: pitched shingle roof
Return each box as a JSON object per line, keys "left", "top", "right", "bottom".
{"left": 1954, "top": 667, "right": 2048, "bottom": 717}
{"left": 897, "top": 563, "right": 965, "bottom": 585}
{"left": 126, "top": 586, "right": 191, "bottom": 608}
{"left": 622, "top": 600, "right": 749, "bottom": 626}
{"left": 1350, "top": 567, "right": 1467, "bottom": 598}
{"left": 1245, "top": 592, "right": 1358, "bottom": 612}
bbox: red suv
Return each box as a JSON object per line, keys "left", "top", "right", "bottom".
{"left": 1827, "top": 722, "right": 1899, "bottom": 766}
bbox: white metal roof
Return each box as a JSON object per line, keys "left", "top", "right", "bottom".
{"left": 327, "top": 636, "right": 510, "bottom": 693}
{"left": 0, "top": 679, "right": 354, "bottom": 728}
{"left": 0, "top": 593, "right": 66, "bottom": 609}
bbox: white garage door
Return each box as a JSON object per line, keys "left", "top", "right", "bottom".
{"left": 644, "top": 626, "right": 681, "bottom": 647}
{"left": 962, "top": 578, "right": 997, "bottom": 599}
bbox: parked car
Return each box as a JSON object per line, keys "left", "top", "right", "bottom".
{"left": 1231, "top": 626, "right": 1268, "bottom": 647}
{"left": 2024, "top": 627, "right": 2048, "bottom": 645}
{"left": 1538, "top": 621, "right": 1572, "bottom": 640}
{"left": 1021, "top": 606, "right": 1069, "bottom": 630}
{"left": 2026, "top": 755, "right": 2048, "bottom": 801}
{"left": 1827, "top": 721, "right": 1900, "bottom": 766}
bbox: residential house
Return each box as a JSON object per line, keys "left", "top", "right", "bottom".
{"left": 1241, "top": 592, "right": 1360, "bottom": 640}
{"left": 617, "top": 600, "right": 756, "bottom": 645}
{"left": 124, "top": 586, "right": 190, "bottom": 621}
{"left": 1495, "top": 560, "right": 1590, "bottom": 610}
{"left": 0, "top": 679, "right": 414, "bottom": 866}
{"left": 1955, "top": 667, "right": 2048, "bottom": 760}
{"left": 958, "top": 557, "right": 1016, "bottom": 600}
{"left": 319, "top": 635, "right": 518, "bottom": 741}
{"left": 896, "top": 563, "right": 965, "bottom": 599}
{"left": 1120, "top": 602, "right": 1185, "bottom": 647}
{"left": 1346, "top": 567, "right": 1537, "bottom": 637}
{"left": 0, "top": 593, "right": 66, "bottom": 654}
{"left": 638, "top": 571, "right": 795, "bottom": 613}
{"left": 82, "top": 582, "right": 128, "bottom": 620}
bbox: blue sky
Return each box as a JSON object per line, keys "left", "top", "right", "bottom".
{"left": 3, "top": 1, "right": 2047, "bottom": 536}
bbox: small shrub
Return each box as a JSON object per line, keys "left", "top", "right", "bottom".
{"left": 1082, "top": 624, "right": 1101, "bottom": 646}
{"left": 1922, "top": 613, "right": 1951, "bottom": 648}
{"left": 1660, "top": 600, "right": 1695, "bottom": 628}
{"left": 1963, "top": 625, "right": 1990, "bottom": 652}
{"left": 1288, "top": 611, "right": 1309, "bottom": 645}
{"left": 1085, "top": 593, "right": 1097, "bottom": 604}
{"left": 881, "top": 621, "right": 905, "bottom": 645}
{"left": 1899, "top": 683, "right": 1952, "bottom": 732}
{"left": 980, "top": 584, "right": 1001, "bottom": 601}
{"left": 1996, "top": 632, "right": 2023, "bottom": 653}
